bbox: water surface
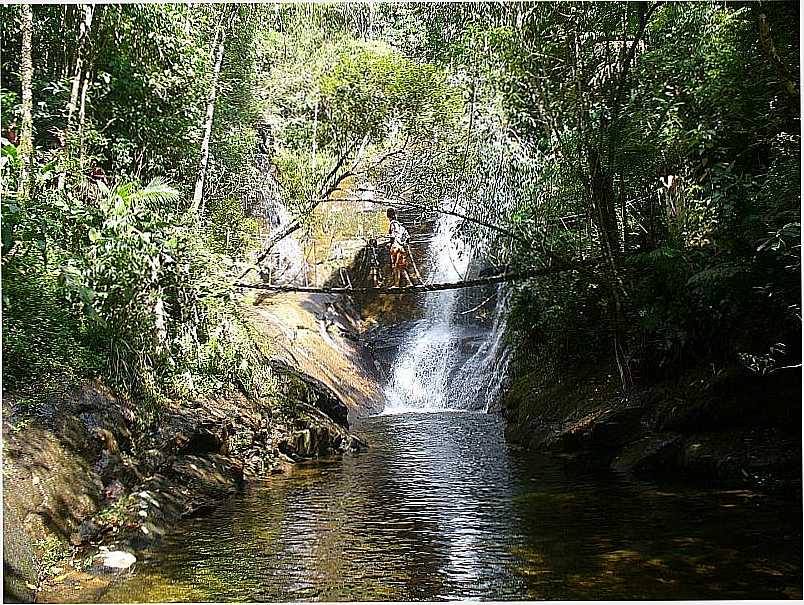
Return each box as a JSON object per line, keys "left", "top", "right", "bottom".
{"left": 103, "top": 412, "right": 801, "bottom": 601}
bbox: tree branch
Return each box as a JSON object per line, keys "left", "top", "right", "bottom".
{"left": 236, "top": 261, "right": 590, "bottom": 295}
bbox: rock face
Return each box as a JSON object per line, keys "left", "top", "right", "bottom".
{"left": 4, "top": 376, "right": 369, "bottom": 600}
{"left": 245, "top": 292, "right": 385, "bottom": 418}
{"left": 3, "top": 498, "right": 38, "bottom": 603}
{"left": 3, "top": 382, "right": 118, "bottom": 602}
{"left": 502, "top": 365, "right": 802, "bottom": 495}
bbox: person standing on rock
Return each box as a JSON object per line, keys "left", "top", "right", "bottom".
{"left": 386, "top": 208, "right": 413, "bottom": 288}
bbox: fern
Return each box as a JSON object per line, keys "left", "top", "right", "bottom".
{"left": 685, "top": 262, "right": 742, "bottom": 289}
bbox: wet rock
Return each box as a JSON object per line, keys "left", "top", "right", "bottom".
{"left": 612, "top": 428, "right": 801, "bottom": 494}
{"left": 167, "top": 454, "right": 244, "bottom": 519}
{"left": 3, "top": 289, "right": 378, "bottom": 601}
{"left": 0, "top": 301, "right": 379, "bottom": 604}
{"left": 102, "top": 480, "right": 126, "bottom": 503}
{"left": 345, "top": 435, "right": 368, "bottom": 453}
{"left": 142, "top": 448, "right": 166, "bottom": 474}
{"left": 277, "top": 402, "right": 366, "bottom": 460}
{"left": 277, "top": 449, "right": 299, "bottom": 464}
{"left": 246, "top": 294, "right": 385, "bottom": 417}
{"left": 290, "top": 426, "right": 337, "bottom": 457}
{"left": 270, "top": 359, "right": 350, "bottom": 427}
{"left": 92, "top": 427, "right": 120, "bottom": 454}
{"left": 3, "top": 420, "right": 102, "bottom": 544}
{"left": 180, "top": 429, "right": 224, "bottom": 456}
{"left": 675, "top": 429, "right": 802, "bottom": 493}
{"left": 69, "top": 519, "right": 99, "bottom": 546}
{"left": 547, "top": 404, "right": 646, "bottom": 452}
{"left": 586, "top": 405, "right": 646, "bottom": 448}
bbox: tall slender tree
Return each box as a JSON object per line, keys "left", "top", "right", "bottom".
{"left": 17, "top": 3, "right": 33, "bottom": 200}
{"left": 192, "top": 7, "right": 234, "bottom": 213}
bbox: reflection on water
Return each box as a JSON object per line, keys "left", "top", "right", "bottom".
{"left": 102, "top": 413, "right": 801, "bottom": 602}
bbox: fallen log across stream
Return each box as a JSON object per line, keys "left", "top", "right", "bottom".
{"left": 235, "top": 263, "right": 587, "bottom": 294}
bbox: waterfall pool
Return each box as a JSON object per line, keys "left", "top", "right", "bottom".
{"left": 95, "top": 412, "right": 800, "bottom": 602}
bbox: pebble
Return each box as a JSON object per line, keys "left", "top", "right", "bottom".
{"left": 95, "top": 550, "right": 136, "bottom": 571}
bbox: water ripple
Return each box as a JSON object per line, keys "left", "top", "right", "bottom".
{"left": 102, "top": 412, "right": 801, "bottom": 602}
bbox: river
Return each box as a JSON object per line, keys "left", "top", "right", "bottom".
{"left": 100, "top": 411, "right": 801, "bottom": 602}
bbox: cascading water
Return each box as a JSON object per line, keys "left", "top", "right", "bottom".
{"left": 253, "top": 154, "right": 305, "bottom": 284}
{"left": 263, "top": 197, "right": 305, "bottom": 285}
{"left": 450, "top": 288, "right": 513, "bottom": 413}
{"left": 383, "top": 213, "right": 512, "bottom": 414}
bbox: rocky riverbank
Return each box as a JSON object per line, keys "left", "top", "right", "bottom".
{"left": 502, "top": 361, "right": 802, "bottom": 496}
{"left": 3, "top": 292, "right": 382, "bottom": 603}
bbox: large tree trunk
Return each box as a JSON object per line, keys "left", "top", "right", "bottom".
{"left": 59, "top": 3, "right": 92, "bottom": 190}
{"left": 235, "top": 261, "right": 586, "bottom": 294}
{"left": 754, "top": 8, "right": 799, "bottom": 101}
{"left": 191, "top": 22, "right": 227, "bottom": 214}
{"left": 589, "top": 148, "right": 620, "bottom": 257}
{"left": 17, "top": 4, "right": 34, "bottom": 201}
{"left": 310, "top": 98, "right": 319, "bottom": 165}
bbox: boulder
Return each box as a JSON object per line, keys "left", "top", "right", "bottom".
{"left": 69, "top": 518, "right": 99, "bottom": 546}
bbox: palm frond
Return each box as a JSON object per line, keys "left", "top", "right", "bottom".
{"left": 130, "top": 176, "right": 181, "bottom": 205}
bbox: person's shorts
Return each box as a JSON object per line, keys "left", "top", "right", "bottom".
{"left": 390, "top": 243, "right": 407, "bottom": 268}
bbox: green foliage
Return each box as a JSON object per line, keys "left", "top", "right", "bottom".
{"left": 50, "top": 179, "right": 266, "bottom": 404}
{"left": 1, "top": 89, "right": 19, "bottom": 126}
{"left": 255, "top": 10, "right": 461, "bottom": 217}
{"left": 509, "top": 271, "right": 609, "bottom": 381}
{"left": 5, "top": 181, "right": 273, "bottom": 413}
{"left": 320, "top": 48, "right": 460, "bottom": 145}
{"left": 2, "top": 259, "right": 103, "bottom": 392}
{"left": 34, "top": 535, "right": 75, "bottom": 579}
{"left": 1, "top": 1, "right": 799, "bottom": 419}
{"left": 1, "top": 4, "right": 281, "bottom": 420}
{"left": 482, "top": 2, "right": 802, "bottom": 381}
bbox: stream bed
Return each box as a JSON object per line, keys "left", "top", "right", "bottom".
{"left": 100, "top": 412, "right": 801, "bottom": 601}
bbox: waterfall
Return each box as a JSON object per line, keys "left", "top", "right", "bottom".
{"left": 383, "top": 213, "right": 512, "bottom": 414}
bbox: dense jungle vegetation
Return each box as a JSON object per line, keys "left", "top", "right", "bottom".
{"left": 1, "top": 2, "right": 800, "bottom": 421}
